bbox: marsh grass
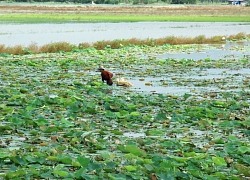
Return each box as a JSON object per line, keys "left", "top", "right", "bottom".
{"left": 0, "top": 33, "right": 249, "bottom": 55}
{"left": 40, "top": 42, "right": 76, "bottom": 53}
{"left": 78, "top": 42, "right": 92, "bottom": 49}
{"left": 90, "top": 32, "right": 250, "bottom": 49}
{"left": 229, "top": 32, "right": 246, "bottom": 40}
{"left": 3, "top": 45, "right": 25, "bottom": 55}
{"left": 27, "top": 43, "right": 40, "bottom": 54}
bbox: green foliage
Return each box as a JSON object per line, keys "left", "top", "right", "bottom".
{"left": 171, "top": 0, "right": 196, "bottom": 3}
{"left": 0, "top": 42, "right": 249, "bottom": 179}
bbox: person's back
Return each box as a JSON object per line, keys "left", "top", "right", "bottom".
{"left": 98, "top": 66, "right": 113, "bottom": 86}
{"left": 101, "top": 70, "right": 113, "bottom": 85}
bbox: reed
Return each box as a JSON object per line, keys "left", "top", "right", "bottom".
{"left": 0, "top": 33, "right": 249, "bottom": 55}
{"left": 3, "top": 45, "right": 25, "bottom": 55}
{"left": 228, "top": 32, "right": 246, "bottom": 40}
{"left": 0, "top": 45, "right": 5, "bottom": 53}
{"left": 27, "top": 43, "right": 40, "bottom": 54}
{"left": 40, "top": 42, "right": 76, "bottom": 53}
{"left": 78, "top": 42, "right": 92, "bottom": 49}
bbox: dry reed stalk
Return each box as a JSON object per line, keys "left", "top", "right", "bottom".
{"left": 0, "top": 33, "right": 249, "bottom": 55}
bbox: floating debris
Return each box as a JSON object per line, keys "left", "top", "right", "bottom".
{"left": 116, "top": 77, "right": 133, "bottom": 87}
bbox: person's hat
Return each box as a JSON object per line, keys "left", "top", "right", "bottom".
{"left": 98, "top": 66, "right": 104, "bottom": 70}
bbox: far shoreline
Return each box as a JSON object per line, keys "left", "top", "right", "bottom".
{"left": 0, "top": 3, "right": 249, "bottom": 23}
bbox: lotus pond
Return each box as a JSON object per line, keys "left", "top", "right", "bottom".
{"left": 0, "top": 41, "right": 250, "bottom": 179}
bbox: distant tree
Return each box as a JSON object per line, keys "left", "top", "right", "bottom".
{"left": 161, "top": 0, "right": 173, "bottom": 3}
{"left": 54, "top": 0, "right": 65, "bottom": 2}
{"left": 132, "top": 0, "right": 139, "bottom": 4}
{"left": 171, "top": 0, "right": 196, "bottom": 3}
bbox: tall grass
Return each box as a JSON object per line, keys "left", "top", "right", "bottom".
{"left": 0, "top": 33, "right": 249, "bottom": 55}
{"left": 40, "top": 42, "right": 76, "bottom": 53}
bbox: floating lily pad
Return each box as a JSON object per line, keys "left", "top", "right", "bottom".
{"left": 0, "top": 42, "right": 249, "bottom": 179}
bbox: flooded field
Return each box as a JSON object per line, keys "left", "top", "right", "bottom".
{"left": 1, "top": 22, "right": 250, "bottom": 46}
{"left": 1, "top": 18, "right": 250, "bottom": 179}
{"left": 83, "top": 41, "right": 250, "bottom": 95}
{"left": 123, "top": 41, "right": 250, "bottom": 94}
{"left": 1, "top": 38, "right": 250, "bottom": 179}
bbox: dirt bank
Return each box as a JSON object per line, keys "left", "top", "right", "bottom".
{"left": 0, "top": 4, "right": 249, "bottom": 16}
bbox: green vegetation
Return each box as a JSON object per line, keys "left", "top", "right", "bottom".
{"left": 0, "top": 3, "right": 250, "bottom": 179}
{"left": 1, "top": 13, "right": 250, "bottom": 23}
{"left": 0, "top": 41, "right": 250, "bottom": 179}
{"left": 0, "top": 32, "right": 249, "bottom": 55}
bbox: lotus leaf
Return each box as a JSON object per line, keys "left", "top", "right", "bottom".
{"left": 130, "top": 111, "right": 140, "bottom": 116}
{"left": 0, "top": 150, "right": 11, "bottom": 159}
{"left": 116, "top": 110, "right": 129, "bottom": 119}
{"left": 0, "top": 41, "right": 249, "bottom": 179}
{"left": 124, "top": 165, "right": 137, "bottom": 172}
{"left": 146, "top": 129, "right": 164, "bottom": 136}
{"left": 237, "top": 146, "right": 250, "bottom": 154}
{"left": 118, "top": 145, "right": 147, "bottom": 157}
{"left": 212, "top": 156, "right": 227, "bottom": 166}
{"left": 235, "top": 163, "right": 250, "bottom": 176}
{"left": 76, "top": 156, "right": 90, "bottom": 169}
{"left": 54, "top": 169, "right": 69, "bottom": 177}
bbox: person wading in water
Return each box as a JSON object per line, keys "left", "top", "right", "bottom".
{"left": 98, "top": 66, "right": 113, "bottom": 86}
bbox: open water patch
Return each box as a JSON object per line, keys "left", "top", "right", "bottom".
{"left": 123, "top": 132, "right": 146, "bottom": 138}
{"left": 0, "top": 22, "right": 250, "bottom": 46}
{"left": 141, "top": 42, "right": 250, "bottom": 61}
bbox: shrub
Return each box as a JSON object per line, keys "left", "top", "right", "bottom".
{"left": 228, "top": 32, "right": 246, "bottom": 41}
{"left": 210, "top": 35, "right": 224, "bottom": 43}
{"left": 78, "top": 42, "right": 92, "bottom": 49}
{"left": 0, "top": 33, "right": 249, "bottom": 55}
{"left": 163, "top": 36, "right": 177, "bottom": 44}
{"left": 0, "top": 45, "right": 5, "bottom": 54}
{"left": 93, "top": 41, "right": 108, "bottom": 50}
{"left": 27, "top": 43, "right": 40, "bottom": 54}
{"left": 5, "top": 45, "right": 24, "bottom": 55}
{"left": 40, "top": 42, "right": 74, "bottom": 53}
{"left": 193, "top": 35, "right": 206, "bottom": 44}
{"left": 127, "top": 38, "right": 144, "bottom": 46}
{"left": 233, "top": 32, "right": 246, "bottom": 40}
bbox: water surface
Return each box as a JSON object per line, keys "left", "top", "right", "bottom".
{"left": 1, "top": 22, "right": 250, "bottom": 46}
{"left": 155, "top": 42, "right": 250, "bottom": 60}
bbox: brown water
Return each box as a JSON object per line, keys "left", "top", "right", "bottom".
{"left": 1, "top": 22, "right": 250, "bottom": 46}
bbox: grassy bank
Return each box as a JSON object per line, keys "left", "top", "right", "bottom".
{"left": 1, "top": 13, "right": 250, "bottom": 23}
{"left": 0, "top": 4, "right": 250, "bottom": 23}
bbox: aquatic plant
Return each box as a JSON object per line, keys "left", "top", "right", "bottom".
{"left": 0, "top": 42, "right": 249, "bottom": 179}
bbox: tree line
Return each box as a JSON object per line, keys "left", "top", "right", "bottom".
{"left": 2, "top": 0, "right": 217, "bottom": 5}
